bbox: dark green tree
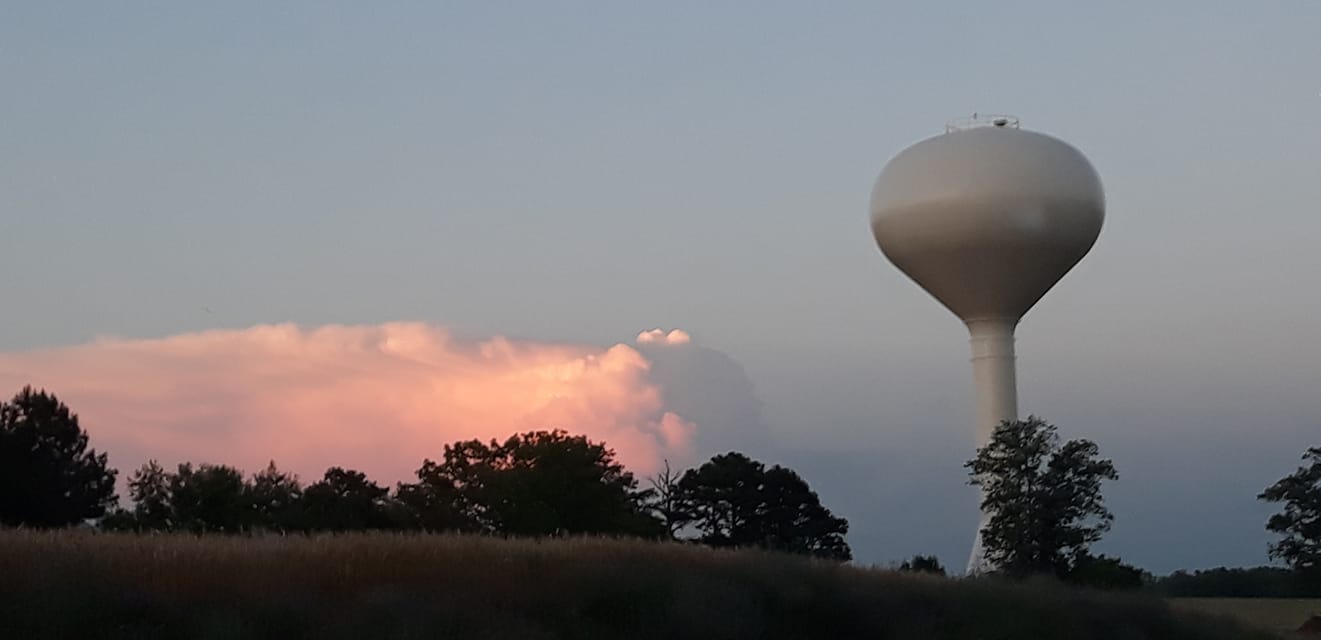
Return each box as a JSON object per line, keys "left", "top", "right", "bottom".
{"left": 100, "top": 460, "right": 173, "bottom": 532}
{"left": 128, "top": 460, "right": 174, "bottom": 530}
{"left": 1066, "top": 553, "right": 1147, "bottom": 590}
{"left": 302, "top": 467, "right": 392, "bottom": 531}
{"left": 395, "top": 458, "right": 477, "bottom": 533}
{"left": 248, "top": 461, "right": 303, "bottom": 532}
{"left": 679, "top": 452, "right": 851, "bottom": 560}
{"left": 898, "top": 554, "right": 946, "bottom": 576}
{"left": 169, "top": 463, "right": 250, "bottom": 533}
{"left": 413, "top": 430, "right": 660, "bottom": 537}
{"left": 108, "top": 460, "right": 309, "bottom": 534}
{"left": 0, "top": 387, "right": 118, "bottom": 527}
{"left": 1258, "top": 447, "right": 1321, "bottom": 578}
{"left": 96, "top": 508, "right": 140, "bottom": 531}
{"left": 1152, "top": 566, "right": 1320, "bottom": 598}
{"left": 966, "top": 416, "right": 1118, "bottom": 578}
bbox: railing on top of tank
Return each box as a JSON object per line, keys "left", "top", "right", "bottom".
{"left": 945, "top": 114, "right": 1020, "bottom": 133}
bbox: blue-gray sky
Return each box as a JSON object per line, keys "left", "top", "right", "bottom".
{"left": 2, "top": 2, "right": 1319, "bottom": 573}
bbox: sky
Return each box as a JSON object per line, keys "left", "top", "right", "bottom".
{"left": 2, "top": 2, "right": 1319, "bottom": 573}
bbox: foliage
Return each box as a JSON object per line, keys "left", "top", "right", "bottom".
{"left": 105, "top": 460, "right": 306, "bottom": 533}
{"left": 898, "top": 554, "right": 946, "bottom": 576}
{"left": 126, "top": 460, "right": 174, "bottom": 529}
{"left": 394, "top": 460, "right": 474, "bottom": 533}
{"left": 248, "top": 461, "right": 304, "bottom": 532}
{"left": 679, "top": 452, "right": 851, "bottom": 561}
{"left": 1258, "top": 447, "right": 1321, "bottom": 578}
{"left": 103, "top": 431, "right": 668, "bottom": 537}
{"left": 0, "top": 387, "right": 118, "bottom": 527}
{"left": 966, "top": 416, "right": 1118, "bottom": 578}
{"left": 169, "top": 463, "right": 251, "bottom": 533}
{"left": 406, "top": 430, "right": 660, "bottom": 537}
{"left": 1151, "top": 566, "right": 1321, "bottom": 598}
{"left": 301, "top": 467, "right": 394, "bottom": 531}
{"left": 1067, "top": 554, "right": 1147, "bottom": 590}
{"left": 0, "top": 531, "right": 1273, "bottom": 640}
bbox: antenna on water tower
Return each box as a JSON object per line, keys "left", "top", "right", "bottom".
{"left": 869, "top": 115, "right": 1104, "bottom": 574}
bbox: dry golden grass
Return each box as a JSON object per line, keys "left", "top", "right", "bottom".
{"left": 0, "top": 530, "right": 1277, "bottom": 639}
{"left": 1169, "top": 598, "right": 1321, "bottom": 636}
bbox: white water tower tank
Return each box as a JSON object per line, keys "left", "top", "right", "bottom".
{"left": 869, "top": 115, "right": 1104, "bottom": 573}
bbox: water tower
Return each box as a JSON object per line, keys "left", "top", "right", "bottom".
{"left": 869, "top": 115, "right": 1104, "bottom": 573}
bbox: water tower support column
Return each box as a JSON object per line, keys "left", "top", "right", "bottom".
{"left": 965, "top": 318, "right": 1019, "bottom": 573}
{"left": 968, "top": 319, "right": 1019, "bottom": 443}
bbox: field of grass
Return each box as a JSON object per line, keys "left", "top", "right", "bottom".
{"left": 1169, "top": 598, "right": 1321, "bottom": 636}
{"left": 0, "top": 531, "right": 1276, "bottom": 640}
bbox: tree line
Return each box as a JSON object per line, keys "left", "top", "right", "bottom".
{"left": 0, "top": 387, "right": 851, "bottom": 560}
{"left": 3, "top": 384, "right": 1319, "bottom": 589}
{"left": 1150, "top": 566, "right": 1321, "bottom": 598}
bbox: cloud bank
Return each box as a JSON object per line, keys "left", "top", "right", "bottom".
{"left": 0, "top": 323, "right": 708, "bottom": 483}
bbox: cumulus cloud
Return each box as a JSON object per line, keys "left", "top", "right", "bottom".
{"left": 634, "top": 332, "right": 774, "bottom": 460}
{"left": 636, "top": 328, "right": 691, "bottom": 346}
{"left": 0, "top": 323, "right": 703, "bottom": 483}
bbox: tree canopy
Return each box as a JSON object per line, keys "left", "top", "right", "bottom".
{"left": 0, "top": 387, "right": 118, "bottom": 527}
{"left": 248, "top": 461, "right": 304, "bottom": 531}
{"left": 168, "top": 463, "right": 250, "bottom": 533}
{"left": 1150, "top": 566, "right": 1321, "bottom": 598}
{"left": 966, "top": 416, "right": 1117, "bottom": 578}
{"left": 405, "top": 430, "right": 660, "bottom": 537}
{"left": 1066, "top": 553, "right": 1147, "bottom": 590}
{"left": 125, "top": 460, "right": 173, "bottom": 530}
{"left": 677, "top": 452, "right": 851, "bottom": 561}
{"left": 898, "top": 555, "right": 946, "bottom": 576}
{"left": 302, "top": 467, "right": 395, "bottom": 531}
{"left": 109, "top": 460, "right": 307, "bottom": 533}
{"left": 1258, "top": 446, "right": 1321, "bottom": 577}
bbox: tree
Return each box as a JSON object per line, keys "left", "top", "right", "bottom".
{"left": 100, "top": 460, "right": 174, "bottom": 532}
{"left": 409, "top": 430, "right": 660, "bottom": 537}
{"left": 249, "top": 461, "right": 303, "bottom": 532}
{"left": 0, "top": 387, "right": 118, "bottom": 527}
{"left": 127, "top": 460, "right": 174, "bottom": 530}
{"left": 679, "top": 452, "right": 851, "bottom": 561}
{"left": 169, "top": 463, "right": 250, "bottom": 533}
{"left": 1066, "top": 554, "right": 1147, "bottom": 590}
{"left": 395, "top": 458, "right": 476, "bottom": 533}
{"left": 898, "top": 555, "right": 946, "bottom": 576}
{"left": 108, "top": 460, "right": 310, "bottom": 534}
{"left": 1259, "top": 447, "right": 1321, "bottom": 577}
{"left": 647, "top": 459, "right": 693, "bottom": 538}
{"left": 965, "top": 416, "right": 1118, "bottom": 578}
{"left": 1151, "top": 566, "right": 1321, "bottom": 598}
{"left": 302, "top": 467, "right": 392, "bottom": 531}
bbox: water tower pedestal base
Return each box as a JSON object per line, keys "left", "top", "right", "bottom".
{"left": 965, "top": 318, "right": 1019, "bottom": 574}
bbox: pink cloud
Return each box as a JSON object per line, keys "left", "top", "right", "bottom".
{"left": 0, "top": 323, "right": 698, "bottom": 484}
{"left": 636, "top": 328, "right": 692, "bottom": 345}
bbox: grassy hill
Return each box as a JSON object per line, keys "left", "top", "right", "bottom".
{"left": 1170, "top": 598, "right": 1321, "bottom": 636}
{"left": 0, "top": 531, "right": 1273, "bottom": 639}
